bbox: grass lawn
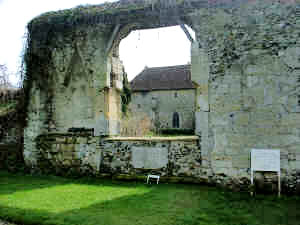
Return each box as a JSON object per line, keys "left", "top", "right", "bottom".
{"left": 0, "top": 170, "right": 299, "bottom": 225}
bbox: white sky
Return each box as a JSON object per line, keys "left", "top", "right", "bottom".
{"left": 120, "top": 25, "right": 193, "bottom": 81}
{"left": 0, "top": 0, "right": 194, "bottom": 84}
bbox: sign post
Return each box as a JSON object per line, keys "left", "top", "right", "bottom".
{"left": 251, "top": 149, "right": 281, "bottom": 197}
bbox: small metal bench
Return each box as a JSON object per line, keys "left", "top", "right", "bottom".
{"left": 147, "top": 174, "right": 160, "bottom": 184}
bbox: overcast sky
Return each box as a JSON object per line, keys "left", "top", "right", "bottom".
{"left": 0, "top": 0, "right": 194, "bottom": 84}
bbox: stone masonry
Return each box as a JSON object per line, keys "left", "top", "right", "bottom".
{"left": 129, "top": 89, "right": 195, "bottom": 130}
{"left": 23, "top": 0, "right": 300, "bottom": 193}
{"left": 36, "top": 134, "right": 204, "bottom": 182}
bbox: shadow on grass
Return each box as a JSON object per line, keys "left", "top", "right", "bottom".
{"left": 1, "top": 189, "right": 298, "bottom": 225}
{"left": 0, "top": 170, "right": 73, "bottom": 195}
{"left": 0, "top": 171, "right": 299, "bottom": 225}
{"left": 0, "top": 169, "right": 141, "bottom": 194}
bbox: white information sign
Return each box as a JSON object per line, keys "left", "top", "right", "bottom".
{"left": 251, "top": 149, "right": 280, "bottom": 172}
{"left": 250, "top": 149, "right": 281, "bottom": 197}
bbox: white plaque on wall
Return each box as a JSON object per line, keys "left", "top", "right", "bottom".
{"left": 131, "top": 147, "right": 168, "bottom": 169}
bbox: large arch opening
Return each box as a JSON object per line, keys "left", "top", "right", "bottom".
{"left": 23, "top": 0, "right": 212, "bottom": 173}
{"left": 108, "top": 24, "right": 196, "bottom": 137}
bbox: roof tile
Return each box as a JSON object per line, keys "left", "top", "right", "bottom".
{"left": 130, "top": 64, "right": 195, "bottom": 91}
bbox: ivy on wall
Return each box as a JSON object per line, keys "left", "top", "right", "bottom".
{"left": 121, "top": 72, "right": 131, "bottom": 115}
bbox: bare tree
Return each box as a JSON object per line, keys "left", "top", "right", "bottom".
{"left": 0, "top": 64, "right": 10, "bottom": 90}
{"left": 0, "top": 64, "right": 19, "bottom": 104}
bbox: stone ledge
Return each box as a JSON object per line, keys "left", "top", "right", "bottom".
{"left": 38, "top": 133, "right": 199, "bottom": 141}
{"left": 38, "top": 132, "right": 95, "bottom": 137}
{"left": 111, "top": 174, "right": 209, "bottom": 184}
{"left": 102, "top": 136, "right": 200, "bottom": 141}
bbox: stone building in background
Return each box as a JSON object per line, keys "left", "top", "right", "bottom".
{"left": 129, "top": 64, "right": 196, "bottom": 132}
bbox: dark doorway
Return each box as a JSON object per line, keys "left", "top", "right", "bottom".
{"left": 172, "top": 112, "right": 180, "bottom": 128}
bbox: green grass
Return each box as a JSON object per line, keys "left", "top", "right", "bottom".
{"left": 0, "top": 170, "right": 299, "bottom": 225}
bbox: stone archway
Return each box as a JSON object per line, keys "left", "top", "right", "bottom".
{"left": 23, "top": 0, "right": 208, "bottom": 168}
{"left": 22, "top": 0, "right": 237, "bottom": 168}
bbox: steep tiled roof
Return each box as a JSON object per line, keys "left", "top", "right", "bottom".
{"left": 130, "top": 64, "right": 195, "bottom": 91}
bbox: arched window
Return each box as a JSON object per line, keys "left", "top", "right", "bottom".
{"left": 172, "top": 112, "right": 180, "bottom": 128}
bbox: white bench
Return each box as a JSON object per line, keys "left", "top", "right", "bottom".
{"left": 147, "top": 174, "right": 160, "bottom": 184}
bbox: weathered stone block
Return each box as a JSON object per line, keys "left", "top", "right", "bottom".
{"left": 281, "top": 158, "right": 289, "bottom": 171}
{"left": 289, "top": 161, "right": 300, "bottom": 171}
{"left": 282, "top": 47, "right": 300, "bottom": 68}
{"left": 197, "top": 93, "right": 209, "bottom": 112}
{"left": 195, "top": 111, "right": 208, "bottom": 136}
{"left": 225, "top": 147, "right": 242, "bottom": 156}
{"left": 63, "top": 150, "right": 74, "bottom": 156}
{"left": 109, "top": 120, "right": 120, "bottom": 136}
{"left": 60, "top": 144, "right": 75, "bottom": 152}
{"left": 227, "top": 168, "right": 239, "bottom": 177}
{"left": 211, "top": 155, "right": 232, "bottom": 168}
{"left": 86, "top": 149, "right": 101, "bottom": 172}
{"left": 214, "top": 167, "right": 230, "bottom": 175}
{"left": 75, "top": 143, "right": 86, "bottom": 158}
{"left": 201, "top": 159, "right": 210, "bottom": 168}
{"left": 281, "top": 114, "right": 300, "bottom": 127}
{"left": 232, "top": 155, "right": 250, "bottom": 169}
{"left": 191, "top": 43, "right": 209, "bottom": 85}
{"left": 94, "top": 113, "right": 108, "bottom": 136}
{"left": 247, "top": 75, "right": 259, "bottom": 88}
{"left": 234, "top": 113, "right": 250, "bottom": 126}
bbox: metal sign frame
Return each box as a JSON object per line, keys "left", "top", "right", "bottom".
{"left": 250, "top": 149, "right": 281, "bottom": 197}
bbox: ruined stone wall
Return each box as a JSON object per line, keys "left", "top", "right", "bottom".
{"left": 49, "top": 27, "right": 110, "bottom": 131}
{"left": 24, "top": 25, "right": 123, "bottom": 167}
{"left": 34, "top": 132, "right": 299, "bottom": 192}
{"left": 100, "top": 137, "right": 201, "bottom": 178}
{"left": 108, "top": 88, "right": 122, "bottom": 135}
{"left": 35, "top": 134, "right": 203, "bottom": 181}
{"left": 24, "top": 0, "right": 300, "bottom": 193}
{"left": 36, "top": 133, "right": 101, "bottom": 175}
{"left": 24, "top": 82, "right": 48, "bottom": 167}
{"left": 0, "top": 112, "right": 24, "bottom": 171}
{"left": 128, "top": 89, "right": 195, "bottom": 130}
{"left": 189, "top": 1, "right": 300, "bottom": 192}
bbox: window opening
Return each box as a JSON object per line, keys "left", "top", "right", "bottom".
{"left": 119, "top": 25, "right": 195, "bottom": 136}
{"left": 172, "top": 112, "right": 180, "bottom": 128}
